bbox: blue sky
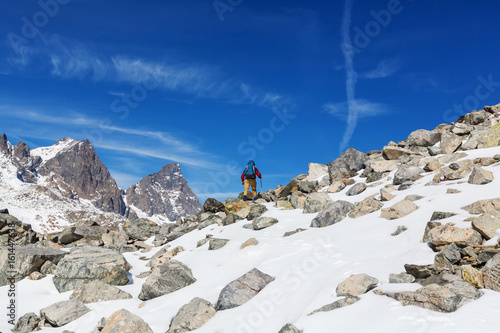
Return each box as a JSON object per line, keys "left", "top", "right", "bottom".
{"left": 1, "top": 0, "right": 500, "bottom": 202}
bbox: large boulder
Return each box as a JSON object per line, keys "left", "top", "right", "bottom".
{"left": 13, "top": 312, "right": 40, "bottom": 333}
{"left": 203, "top": 198, "right": 225, "bottom": 213}
{"left": 336, "top": 274, "right": 378, "bottom": 297}
{"left": 70, "top": 280, "right": 132, "bottom": 303}
{"left": 40, "top": 299, "right": 90, "bottom": 327}
{"left": 328, "top": 148, "right": 366, "bottom": 180}
{"left": 346, "top": 182, "right": 367, "bottom": 196}
{"left": 310, "top": 201, "right": 353, "bottom": 227}
{"left": 369, "top": 160, "right": 399, "bottom": 173}
{"left": 216, "top": 268, "right": 274, "bottom": 310}
{"left": 471, "top": 211, "right": 500, "bottom": 240}
{"left": 468, "top": 166, "right": 494, "bottom": 185}
{"left": 290, "top": 191, "right": 307, "bottom": 209}
{"left": 482, "top": 253, "right": 500, "bottom": 292}
{"left": 427, "top": 224, "right": 483, "bottom": 247}
{"left": 101, "top": 309, "right": 153, "bottom": 333}
{"left": 478, "top": 123, "right": 500, "bottom": 148}
{"left": 382, "top": 146, "right": 413, "bottom": 160}
{"left": 303, "top": 192, "right": 333, "bottom": 214}
{"left": 393, "top": 165, "right": 424, "bottom": 185}
{"left": 0, "top": 213, "right": 40, "bottom": 246}
{"left": 306, "top": 163, "right": 328, "bottom": 182}
{"left": 440, "top": 131, "right": 462, "bottom": 154}
{"left": 123, "top": 218, "right": 159, "bottom": 241}
{"left": 349, "top": 195, "right": 382, "bottom": 218}
{"left": 247, "top": 204, "right": 268, "bottom": 220}
{"left": 53, "top": 245, "right": 131, "bottom": 292}
{"left": 167, "top": 297, "right": 216, "bottom": 333}
{"left": 380, "top": 200, "right": 418, "bottom": 220}
{"left": 0, "top": 245, "right": 66, "bottom": 286}
{"left": 407, "top": 129, "right": 441, "bottom": 147}
{"left": 139, "top": 260, "right": 196, "bottom": 301}
{"left": 378, "top": 274, "right": 482, "bottom": 313}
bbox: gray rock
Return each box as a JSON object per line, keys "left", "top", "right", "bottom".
{"left": 202, "top": 198, "right": 225, "bottom": 213}
{"left": 283, "top": 228, "right": 307, "bottom": 237}
{"left": 482, "top": 253, "right": 500, "bottom": 292}
{"left": 428, "top": 146, "right": 443, "bottom": 156}
{"left": 0, "top": 245, "right": 66, "bottom": 286}
{"left": 298, "top": 181, "right": 318, "bottom": 194}
{"left": 328, "top": 148, "right": 366, "bottom": 180}
{"left": 434, "top": 243, "right": 461, "bottom": 266}
{"left": 70, "top": 280, "right": 132, "bottom": 303}
{"left": 380, "top": 200, "right": 418, "bottom": 220}
{"left": 40, "top": 299, "right": 90, "bottom": 327}
{"left": 407, "top": 129, "right": 441, "bottom": 147}
{"left": 461, "top": 130, "right": 484, "bottom": 150}
{"left": 102, "top": 230, "right": 129, "bottom": 252}
{"left": 310, "top": 200, "right": 353, "bottom": 228}
{"left": 13, "top": 312, "right": 40, "bottom": 333}
{"left": 278, "top": 323, "right": 303, "bottom": 333}
{"left": 462, "top": 198, "right": 500, "bottom": 214}
{"left": 308, "top": 296, "right": 360, "bottom": 315}
{"left": 391, "top": 226, "right": 408, "bottom": 236}
{"left": 53, "top": 245, "right": 131, "bottom": 292}
{"left": 123, "top": 218, "right": 160, "bottom": 241}
{"left": 125, "top": 163, "right": 202, "bottom": 221}
{"left": 440, "top": 131, "right": 463, "bottom": 154}
{"left": 253, "top": 217, "right": 279, "bottom": 230}
{"left": 404, "top": 264, "right": 451, "bottom": 280}
{"left": 167, "top": 297, "right": 216, "bottom": 333}
{"left": 427, "top": 224, "right": 483, "bottom": 247}
{"left": 451, "top": 123, "right": 474, "bottom": 135}
{"left": 101, "top": 309, "right": 153, "bottom": 333}
{"left": 348, "top": 195, "right": 382, "bottom": 218}
{"left": 380, "top": 274, "right": 482, "bottom": 312}
{"left": 138, "top": 260, "right": 196, "bottom": 301}
{"left": 393, "top": 165, "right": 424, "bottom": 185}
{"left": 247, "top": 204, "right": 268, "bottom": 220}
{"left": 389, "top": 273, "right": 415, "bottom": 283}
{"left": 346, "top": 182, "right": 367, "bottom": 196}
{"left": 197, "top": 215, "right": 222, "bottom": 230}
{"left": 290, "top": 191, "right": 307, "bottom": 209}
{"left": 303, "top": 192, "right": 334, "bottom": 214}
{"left": 382, "top": 146, "right": 414, "bottom": 160}
{"left": 464, "top": 110, "right": 490, "bottom": 125}
{"left": 222, "top": 213, "right": 243, "bottom": 226}
{"left": 336, "top": 274, "right": 378, "bottom": 297}
{"left": 471, "top": 211, "right": 500, "bottom": 240}
{"left": 468, "top": 166, "right": 494, "bottom": 185}
{"left": 216, "top": 268, "right": 274, "bottom": 310}
{"left": 327, "top": 181, "right": 346, "bottom": 193}
{"left": 430, "top": 211, "right": 457, "bottom": 221}
{"left": 208, "top": 238, "right": 229, "bottom": 250}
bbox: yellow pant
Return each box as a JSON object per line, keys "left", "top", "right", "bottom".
{"left": 244, "top": 179, "right": 257, "bottom": 198}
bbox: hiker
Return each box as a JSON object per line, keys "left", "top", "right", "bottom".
{"left": 241, "top": 160, "right": 262, "bottom": 201}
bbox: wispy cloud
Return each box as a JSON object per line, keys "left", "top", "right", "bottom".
{"left": 324, "top": 100, "right": 390, "bottom": 121}
{"left": 361, "top": 58, "right": 400, "bottom": 79}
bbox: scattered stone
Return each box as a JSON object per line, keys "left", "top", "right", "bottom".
{"left": 101, "top": 309, "right": 153, "bottom": 333}
{"left": 328, "top": 148, "right": 366, "bottom": 180}
{"left": 40, "top": 299, "right": 90, "bottom": 327}
{"left": 290, "top": 191, "right": 306, "bottom": 209}
{"left": 380, "top": 191, "right": 396, "bottom": 201}
{"left": 346, "top": 183, "right": 367, "bottom": 196}
{"left": 209, "top": 238, "right": 229, "bottom": 250}
{"left": 428, "top": 146, "right": 443, "bottom": 156}
{"left": 197, "top": 215, "right": 222, "bottom": 230}
{"left": 451, "top": 123, "right": 474, "bottom": 135}
{"left": 446, "top": 188, "right": 461, "bottom": 194}
{"left": 102, "top": 230, "right": 130, "bottom": 253}
{"left": 407, "top": 129, "right": 441, "bottom": 147}
{"left": 404, "top": 263, "right": 450, "bottom": 280}
{"left": 0, "top": 245, "right": 66, "bottom": 286}
{"left": 369, "top": 160, "right": 399, "bottom": 173}
{"left": 222, "top": 213, "right": 243, "bottom": 226}
{"left": 123, "top": 218, "right": 159, "bottom": 241}
{"left": 348, "top": 195, "right": 382, "bottom": 218}
{"left": 167, "top": 297, "right": 216, "bottom": 333}
{"left": 462, "top": 198, "right": 500, "bottom": 214}
{"left": 427, "top": 224, "right": 483, "bottom": 247}
{"left": 278, "top": 323, "right": 303, "bottom": 333}
{"left": 283, "top": 228, "right": 306, "bottom": 237}
{"left": 382, "top": 146, "right": 414, "bottom": 160}
{"left": 393, "top": 165, "right": 424, "bottom": 185}
{"left": 462, "top": 265, "right": 484, "bottom": 289}
{"left": 13, "top": 312, "right": 40, "bottom": 333}
{"left": 139, "top": 260, "right": 196, "bottom": 301}
{"left": 471, "top": 211, "right": 500, "bottom": 240}
{"left": 298, "top": 181, "right": 318, "bottom": 193}
{"left": 327, "top": 181, "right": 346, "bottom": 193}
{"left": 308, "top": 296, "right": 360, "bottom": 315}
{"left": 136, "top": 271, "right": 152, "bottom": 279}
{"left": 310, "top": 201, "right": 353, "bottom": 228}
{"left": 247, "top": 204, "right": 268, "bottom": 220}
{"left": 424, "top": 160, "right": 443, "bottom": 172}
{"left": 391, "top": 226, "right": 408, "bottom": 236}
{"left": 482, "top": 253, "right": 500, "bottom": 292}
{"left": 70, "top": 280, "right": 132, "bottom": 303}
{"left": 379, "top": 274, "right": 482, "bottom": 312}
{"left": 404, "top": 195, "right": 424, "bottom": 201}
{"left": 336, "top": 274, "right": 378, "bottom": 297}
{"left": 252, "top": 217, "right": 279, "bottom": 230}
{"left": 216, "top": 268, "right": 274, "bottom": 310}
{"left": 147, "top": 246, "right": 184, "bottom": 270}
{"left": 203, "top": 198, "right": 225, "bottom": 213}
{"left": 468, "top": 166, "right": 494, "bottom": 185}
{"left": 440, "top": 131, "right": 463, "bottom": 154}
{"left": 241, "top": 238, "right": 258, "bottom": 249}
{"left": 389, "top": 273, "right": 415, "bottom": 283}
{"left": 303, "top": 192, "right": 334, "bottom": 214}
{"left": 434, "top": 243, "right": 461, "bottom": 266}
{"left": 380, "top": 200, "right": 418, "bottom": 220}
{"left": 53, "top": 245, "right": 131, "bottom": 292}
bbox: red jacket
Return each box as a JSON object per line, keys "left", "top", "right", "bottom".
{"left": 241, "top": 167, "right": 262, "bottom": 182}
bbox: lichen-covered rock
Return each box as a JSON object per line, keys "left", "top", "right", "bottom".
{"left": 393, "top": 165, "right": 424, "bottom": 185}
{"left": 468, "top": 166, "right": 494, "bottom": 185}
{"left": 53, "top": 245, "right": 131, "bottom": 292}
{"left": 427, "top": 224, "right": 483, "bottom": 247}
{"left": 216, "top": 268, "right": 274, "bottom": 310}
{"left": 252, "top": 217, "right": 279, "bottom": 230}
{"left": 462, "top": 265, "right": 484, "bottom": 289}
{"left": 123, "top": 218, "right": 160, "bottom": 241}
{"left": 482, "top": 253, "right": 500, "bottom": 292}
{"left": 13, "top": 312, "right": 40, "bottom": 333}
{"left": 389, "top": 273, "right": 415, "bottom": 283}
{"left": 471, "top": 211, "right": 500, "bottom": 240}
{"left": 40, "top": 299, "right": 90, "bottom": 327}
{"left": 208, "top": 238, "right": 229, "bottom": 250}
{"left": 310, "top": 201, "right": 353, "bottom": 228}
{"left": 303, "top": 192, "right": 334, "bottom": 214}
{"left": 167, "top": 297, "right": 216, "bottom": 333}
{"left": 440, "top": 131, "right": 462, "bottom": 154}
{"left": 348, "top": 195, "right": 382, "bottom": 218}
{"left": 70, "top": 280, "right": 132, "bottom": 303}
{"left": 346, "top": 182, "right": 367, "bottom": 196}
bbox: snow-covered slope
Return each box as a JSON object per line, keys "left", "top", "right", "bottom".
{"left": 2, "top": 145, "right": 500, "bottom": 333}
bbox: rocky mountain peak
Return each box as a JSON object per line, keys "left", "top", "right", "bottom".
{"left": 125, "top": 162, "right": 201, "bottom": 221}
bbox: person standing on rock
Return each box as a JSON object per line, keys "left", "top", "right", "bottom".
{"left": 241, "top": 160, "right": 262, "bottom": 202}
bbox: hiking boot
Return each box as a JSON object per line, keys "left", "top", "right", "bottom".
{"left": 243, "top": 195, "right": 247, "bottom": 201}
{"left": 252, "top": 198, "right": 257, "bottom": 203}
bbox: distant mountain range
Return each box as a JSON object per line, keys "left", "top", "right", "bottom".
{"left": 0, "top": 134, "right": 201, "bottom": 233}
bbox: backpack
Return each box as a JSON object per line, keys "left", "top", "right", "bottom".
{"left": 245, "top": 161, "right": 256, "bottom": 179}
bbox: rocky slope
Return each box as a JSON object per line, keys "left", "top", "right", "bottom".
{"left": 0, "top": 136, "right": 201, "bottom": 232}
{"left": 126, "top": 163, "right": 202, "bottom": 222}
{"left": 2, "top": 103, "right": 500, "bottom": 333}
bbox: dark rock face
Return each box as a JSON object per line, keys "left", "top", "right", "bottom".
{"left": 328, "top": 148, "right": 366, "bottom": 181}
{"left": 126, "top": 163, "right": 202, "bottom": 221}
{"left": 38, "top": 139, "right": 126, "bottom": 216}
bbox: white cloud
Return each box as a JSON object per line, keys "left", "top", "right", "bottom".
{"left": 324, "top": 99, "right": 390, "bottom": 121}
{"left": 361, "top": 58, "right": 400, "bottom": 79}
